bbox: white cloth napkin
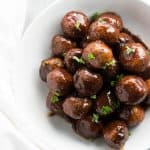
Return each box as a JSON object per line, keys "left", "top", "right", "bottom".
{"left": 0, "top": 0, "right": 39, "bottom": 149}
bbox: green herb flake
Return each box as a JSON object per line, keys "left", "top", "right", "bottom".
{"left": 51, "top": 92, "right": 60, "bottom": 103}
{"left": 110, "top": 74, "right": 124, "bottom": 87}
{"left": 92, "top": 113, "right": 99, "bottom": 123}
{"left": 126, "top": 46, "right": 135, "bottom": 55}
{"left": 91, "top": 12, "right": 100, "bottom": 20}
{"left": 88, "top": 53, "right": 95, "bottom": 60}
{"left": 102, "top": 59, "right": 116, "bottom": 69}
{"left": 90, "top": 95, "right": 97, "bottom": 100}
{"left": 98, "top": 18, "right": 106, "bottom": 23}
{"left": 72, "top": 56, "right": 85, "bottom": 64}
{"left": 100, "top": 106, "right": 113, "bottom": 115}
{"left": 75, "top": 21, "right": 81, "bottom": 31}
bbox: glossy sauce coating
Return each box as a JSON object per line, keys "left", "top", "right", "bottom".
{"left": 61, "top": 11, "right": 89, "bottom": 39}
{"left": 119, "top": 105, "right": 145, "bottom": 127}
{"left": 75, "top": 116, "right": 103, "bottom": 138}
{"left": 39, "top": 57, "right": 64, "bottom": 82}
{"left": 88, "top": 20, "right": 120, "bottom": 44}
{"left": 63, "top": 96, "right": 92, "bottom": 119}
{"left": 46, "top": 92, "right": 63, "bottom": 114}
{"left": 47, "top": 68, "right": 73, "bottom": 96}
{"left": 99, "top": 12, "right": 123, "bottom": 30}
{"left": 74, "top": 68, "right": 103, "bottom": 97}
{"left": 120, "top": 43, "right": 149, "bottom": 73}
{"left": 115, "top": 75, "right": 148, "bottom": 105}
{"left": 96, "top": 90, "right": 118, "bottom": 116}
{"left": 52, "top": 35, "right": 76, "bottom": 56}
{"left": 103, "top": 121, "right": 128, "bottom": 149}
{"left": 64, "top": 48, "right": 83, "bottom": 73}
{"left": 82, "top": 40, "right": 113, "bottom": 69}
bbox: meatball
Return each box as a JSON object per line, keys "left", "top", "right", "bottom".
{"left": 103, "top": 120, "right": 128, "bottom": 149}
{"left": 73, "top": 68, "right": 103, "bottom": 97}
{"left": 145, "top": 79, "right": 150, "bottom": 105}
{"left": 62, "top": 96, "right": 92, "bottom": 119}
{"left": 64, "top": 48, "right": 84, "bottom": 73}
{"left": 115, "top": 75, "right": 148, "bottom": 105}
{"left": 39, "top": 57, "right": 64, "bottom": 82}
{"left": 46, "top": 92, "right": 63, "bottom": 114}
{"left": 75, "top": 116, "right": 103, "bottom": 138}
{"left": 99, "top": 12, "right": 123, "bottom": 30}
{"left": 117, "top": 33, "right": 134, "bottom": 48}
{"left": 47, "top": 68, "right": 73, "bottom": 96}
{"left": 52, "top": 35, "right": 76, "bottom": 56}
{"left": 61, "top": 11, "right": 89, "bottom": 39}
{"left": 88, "top": 20, "right": 120, "bottom": 44}
{"left": 119, "top": 43, "right": 149, "bottom": 73}
{"left": 119, "top": 105, "right": 145, "bottom": 127}
{"left": 96, "top": 90, "right": 120, "bottom": 116}
{"left": 82, "top": 40, "right": 114, "bottom": 70}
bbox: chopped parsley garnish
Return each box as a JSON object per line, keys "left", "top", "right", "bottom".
{"left": 100, "top": 106, "right": 113, "bottom": 115}
{"left": 75, "top": 21, "right": 81, "bottom": 31}
{"left": 73, "top": 56, "right": 85, "bottom": 64}
{"left": 92, "top": 113, "right": 99, "bottom": 123}
{"left": 90, "top": 95, "right": 97, "bottom": 100}
{"left": 102, "top": 59, "right": 116, "bottom": 69}
{"left": 88, "top": 53, "right": 95, "bottom": 60}
{"left": 98, "top": 18, "right": 106, "bottom": 23}
{"left": 111, "top": 74, "right": 124, "bottom": 87}
{"left": 126, "top": 46, "right": 135, "bottom": 55}
{"left": 51, "top": 92, "right": 60, "bottom": 103}
{"left": 91, "top": 12, "right": 100, "bottom": 20}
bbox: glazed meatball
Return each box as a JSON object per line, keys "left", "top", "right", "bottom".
{"left": 119, "top": 43, "right": 149, "bottom": 73}
{"left": 103, "top": 120, "right": 128, "bottom": 149}
{"left": 64, "top": 48, "right": 84, "bottom": 73}
{"left": 46, "top": 92, "right": 63, "bottom": 114}
{"left": 96, "top": 90, "right": 120, "bottom": 116}
{"left": 39, "top": 57, "right": 64, "bottom": 82}
{"left": 75, "top": 116, "right": 103, "bottom": 138}
{"left": 74, "top": 68, "right": 103, "bottom": 97}
{"left": 52, "top": 35, "right": 76, "bottom": 56}
{"left": 99, "top": 12, "right": 123, "bottom": 30}
{"left": 115, "top": 75, "right": 148, "bottom": 105}
{"left": 62, "top": 96, "right": 92, "bottom": 119}
{"left": 82, "top": 40, "right": 114, "bottom": 70}
{"left": 47, "top": 68, "right": 73, "bottom": 96}
{"left": 145, "top": 79, "right": 150, "bottom": 105}
{"left": 61, "top": 11, "right": 89, "bottom": 39}
{"left": 88, "top": 19, "right": 120, "bottom": 44}
{"left": 119, "top": 105, "right": 145, "bottom": 127}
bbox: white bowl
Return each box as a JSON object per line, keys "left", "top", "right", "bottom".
{"left": 14, "top": 0, "right": 150, "bottom": 150}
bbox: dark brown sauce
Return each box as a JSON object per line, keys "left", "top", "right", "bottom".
{"left": 122, "top": 28, "right": 148, "bottom": 49}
